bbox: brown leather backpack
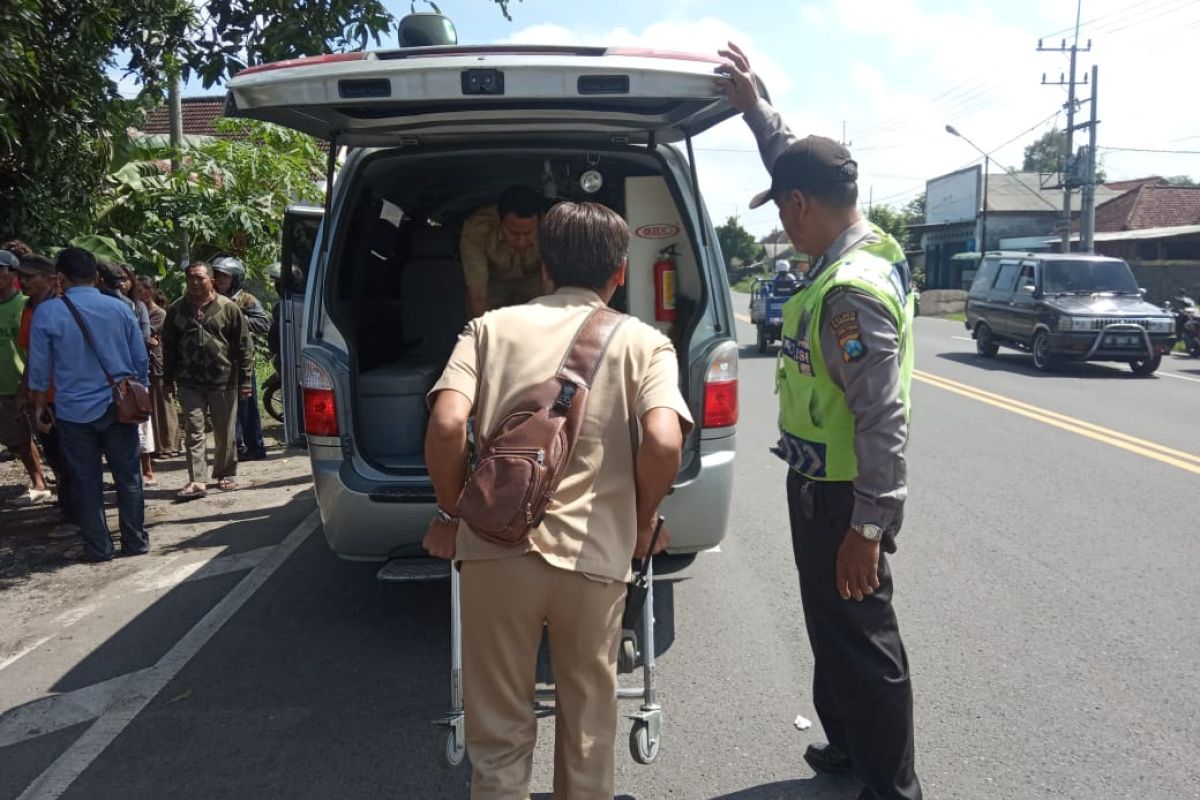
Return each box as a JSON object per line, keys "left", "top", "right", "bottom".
{"left": 455, "top": 306, "right": 627, "bottom": 546}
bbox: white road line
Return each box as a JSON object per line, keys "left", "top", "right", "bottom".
{"left": 129, "top": 546, "right": 274, "bottom": 594}
{"left": 1159, "top": 370, "right": 1200, "bottom": 385}
{"left": 0, "top": 636, "right": 53, "bottom": 674}
{"left": 0, "top": 669, "right": 152, "bottom": 748}
{"left": 951, "top": 336, "right": 974, "bottom": 342}
{"left": 17, "top": 510, "right": 320, "bottom": 800}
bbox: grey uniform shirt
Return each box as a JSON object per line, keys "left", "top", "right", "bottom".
{"left": 745, "top": 99, "right": 909, "bottom": 537}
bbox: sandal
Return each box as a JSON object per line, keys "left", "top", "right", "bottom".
{"left": 176, "top": 484, "right": 208, "bottom": 501}
{"left": 143, "top": 475, "right": 157, "bottom": 486}
{"left": 217, "top": 478, "right": 238, "bottom": 491}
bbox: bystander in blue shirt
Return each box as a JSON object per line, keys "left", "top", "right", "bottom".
{"left": 28, "top": 287, "right": 149, "bottom": 424}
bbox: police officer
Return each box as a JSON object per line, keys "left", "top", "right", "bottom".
{"left": 719, "top": 44, "right": 922, "bottom": 800}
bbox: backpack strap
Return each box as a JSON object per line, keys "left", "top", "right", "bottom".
{"left": 61, "top": 294, "right": 117, "bottom": 389}
{"left": 555, "top": 307, "right": 627, "bottom": 410}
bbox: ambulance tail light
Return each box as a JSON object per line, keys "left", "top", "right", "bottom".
{"left": 301, "top": 357, "right": 339, "bottom": 437}
{"left": 702, "top": 341, "right": 739, "bottom": 429}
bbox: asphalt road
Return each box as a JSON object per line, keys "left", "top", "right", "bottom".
{"left": 2, "top": 300, "right": 1198, "bottom": 800}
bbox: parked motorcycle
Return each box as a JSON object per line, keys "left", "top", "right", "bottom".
{"left": 1165, "top": 295, "right": 1200, "bottom": 357}
{"left": 262, "top": 369, "right": 284, "bottom": 423}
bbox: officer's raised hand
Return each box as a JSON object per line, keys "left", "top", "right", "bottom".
{"left": 716, "top": 42, "right": 759, "bottom": 113}
{"left": 836, "top": 528, "right": 881, "bottom": 601}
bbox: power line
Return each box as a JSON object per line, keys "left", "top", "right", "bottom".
{"left": 1040, "top": 0, "right": 1189, "bottom": 39}
{"left": 1098, "top": 146, "right": 1200, "bottom": 155}
{"left": 868, "top": 110, "right": 1066, "bottom": 208}
{"left": 1099, "top": 0, "right": 1196, "bottom": 35}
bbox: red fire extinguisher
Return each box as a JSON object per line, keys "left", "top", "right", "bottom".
{"left": 653, "top": 244, "right": 679, "bottom": 322}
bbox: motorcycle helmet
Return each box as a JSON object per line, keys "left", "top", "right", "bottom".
{"left": 211, "top": 255, "right": 246, "bottom": 295}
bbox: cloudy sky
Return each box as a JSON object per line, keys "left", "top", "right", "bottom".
{"left": 163, "top": 0, "right": 1200, "bottom": 237}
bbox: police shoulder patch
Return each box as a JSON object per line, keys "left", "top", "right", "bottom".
{"left": 829, "top": 310, "right": 866, "bottom": 363}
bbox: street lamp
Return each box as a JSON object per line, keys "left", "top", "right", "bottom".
{"left": 945, "top": 124, "right": 990, "bottom": 260}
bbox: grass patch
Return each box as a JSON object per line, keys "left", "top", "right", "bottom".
{"left": 939, "top": 312, "right": 967, "bottom": 322}
{"left": 731, "top": 273, "right": 769, "bottom": 293}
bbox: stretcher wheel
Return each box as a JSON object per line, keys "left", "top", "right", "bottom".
{"left": 439, "top": 728, "right": 466, "bottom": 769}
{"left": 629, "top": 721, "right": 659, "bottom": 765}
{"left": 618, "top": 638, "right": 637, "bottom": 674}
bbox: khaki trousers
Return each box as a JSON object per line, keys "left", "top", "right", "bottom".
{"left": 460, "top": 554, "right": 626, "bottom": 800}
{"left": 178, "top": 385, "right": 238, "bottom": 484}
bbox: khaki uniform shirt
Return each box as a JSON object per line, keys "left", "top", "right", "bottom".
{"left": 430, "top": 288, "right": 694, "bottom": 582}
{"left": 459, "top": 205, "right": 545, "bottom": 309}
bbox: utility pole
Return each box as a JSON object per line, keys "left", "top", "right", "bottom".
{"left": 1039, "top": 0, "right": 1091, "bottom": 252}
{"left": 1081, "top": 65, "right": 1099, "bottom": 253}
{"left": 168, "top": 63, "right": 190, "bottom": 268}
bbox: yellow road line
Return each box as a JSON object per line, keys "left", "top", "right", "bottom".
{"left": 913, "top": 369, "right": 1200, "bottom": 475}
{"left": 732, "top": 302, "right": 1199, "bottom": 473}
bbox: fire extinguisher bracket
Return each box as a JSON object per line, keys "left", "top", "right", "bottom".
{"left": 653, "top": 245, "right": 679, "bottom": 323}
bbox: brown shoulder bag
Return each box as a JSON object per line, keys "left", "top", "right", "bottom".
{"left": 61, "top": 295, "right": 153, "bottom": 425}
{"left": 455, "top": 306, "right": 627, "bottom": 546}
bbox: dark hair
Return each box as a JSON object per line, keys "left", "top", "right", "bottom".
{"left": 1, "top": 240, "right": 32, "bottom": 258}
{"left": 135, "top": 275, "right": 161, "bottom": 306}
{"left": 539, "top": 202, "right": 629, "bottom": 290}
{"left": 803, "top": 181, "right": 858, "bottom": 210}
{"left": 186, "top": 261, "right": 214, "bottom": 278}
{"left": 95, "top": 259, "right": 125, "bottom": 289}
{"left": 56, "top": 247, "right": 98, "bottom": 282}
{"left": 19, "top": 253, "right": 54, "bottom": 273}
{"left": 497, "top": 185, "right": 543, "bottom": 220}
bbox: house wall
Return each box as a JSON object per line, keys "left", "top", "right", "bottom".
{"left": 1096, "top": 236, "right": 1200, "bottom": 303}
{"left": 918, "top": 212, "right": 1061, "bottom": 289}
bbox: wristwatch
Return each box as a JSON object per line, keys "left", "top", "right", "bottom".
{"left": 852, "top": 523, "right": 883, "bottom": 542}
{"left": 433, "top": 506, "right": 459, "bottom": 526}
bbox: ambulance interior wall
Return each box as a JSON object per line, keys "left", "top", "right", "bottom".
{"left": 623, "top": 175, "right": 702, "bottom": 336}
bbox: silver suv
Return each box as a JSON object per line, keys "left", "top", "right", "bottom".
{"left": 226, "top": 45, "right": 743, "bottom": 562}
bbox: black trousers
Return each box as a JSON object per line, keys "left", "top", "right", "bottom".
{"left": 37, "top": 408, "right": 74, "bottom": 523}
{"left": 786, "top": 471, "right": 922, "bottom": 800}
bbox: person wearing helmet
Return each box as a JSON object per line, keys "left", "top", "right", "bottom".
{"left": 212, "top": 256, "right": 270, "bottom": 461}
{"left": 773, "top": 258, "right": 798, "bottom": 295}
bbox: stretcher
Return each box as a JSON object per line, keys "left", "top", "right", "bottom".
{"left": 377, "top": 518, "right": 666, "bottom": 768}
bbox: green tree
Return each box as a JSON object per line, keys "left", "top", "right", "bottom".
{"left": 0, "top": 0, "right": 195, "bottom": 245}
{"left": 1022, "top": 128, "right": 1106, "bottom": 181}
{"left": 716, "top": 216, "right": 764, "bottom": 272}
{"left": 1, "top": 1, "right": 518, "bottom": 248}
{"left": 867, "top": 204, "right": 910, "bottom": 249}
{"left": 91, "top": 119, "right": 325, "bottom": 294}
{"left": 1166, "top": 175, "right": 1198, "bottom": 187}
{"left": 902, "top": 193, "right": 925, "bottom": 225}
{"left": 1023, "top": 128, "right": 1067, "bottom": 174}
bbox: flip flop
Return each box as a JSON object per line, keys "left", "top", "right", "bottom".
{"left": 216, "top": 478, "right": 238, "bottom": 491}
{"left": 176, "top": 485, "right": 207, "bottom": 501}
{"left": 143, "top": 476, "right": 158, "bottom": 486}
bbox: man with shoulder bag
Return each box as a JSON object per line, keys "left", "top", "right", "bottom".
{"left": 28, "top": 248, "right": 151, "bottom": 562}
{"left": 424, "top": 201, "right": 693, "bottom": 800}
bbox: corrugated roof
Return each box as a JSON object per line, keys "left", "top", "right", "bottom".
{"left": 983, "top": 171, "right": 1121, "bottom": 214}
{"left": 1060, "top": 224, "right": 1200, "bottom": 243}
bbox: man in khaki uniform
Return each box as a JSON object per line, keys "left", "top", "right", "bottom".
{"left": 460, "top": 184, "right": 547, "bottom": 318}
{"left": 424, "top": 201, "right": 693, "bottom": 800}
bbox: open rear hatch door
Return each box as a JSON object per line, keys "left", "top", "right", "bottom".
{"left": 224, "top": 45, "right": 741, "bottom": 146}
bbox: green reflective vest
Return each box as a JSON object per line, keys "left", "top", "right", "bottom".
{"left": 775, "top": 226, "right": 915, "bottom": 481}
